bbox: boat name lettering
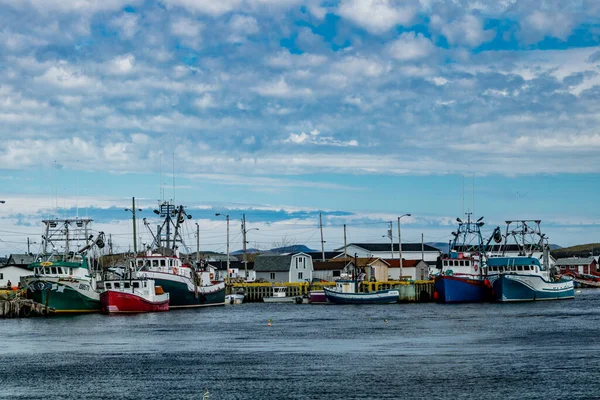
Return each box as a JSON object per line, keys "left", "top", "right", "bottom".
{"left": 79, "top": 283, "right": 90, "bottom": 291}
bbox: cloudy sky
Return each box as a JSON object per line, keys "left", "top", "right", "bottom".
{"left": 1, "top": 0, "right": 599, "bottom": 256}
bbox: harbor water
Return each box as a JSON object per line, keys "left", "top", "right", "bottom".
{"left": 2, "top": 291, "right": 600, "bottom": 399}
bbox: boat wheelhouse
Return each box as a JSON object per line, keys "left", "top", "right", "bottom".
{"left": 263, "top": 286, "right": 302, "bottom": 303}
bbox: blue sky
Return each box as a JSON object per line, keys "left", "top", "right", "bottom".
{"left": 1, "top": 0, "right": 600, "bottom": 255}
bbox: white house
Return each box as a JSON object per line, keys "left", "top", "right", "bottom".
{"left": 386, "top": 259, "right": 430, "bottom": 280}
{"left": 334, "top": 243, "right": 442, "bottom": 262}
{"left": 254, "top": 253, "right": 313, "bottom": 283}
{"left": 0, "top": 265, "right": 30, "bottom": 288}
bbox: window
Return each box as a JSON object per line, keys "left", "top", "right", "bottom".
{"left": 114, "top": 282, "right": 121, "bottom": 288}
{"left": 443, "top": 261, "right": 448, "bottom": 266}
{"left": 160, "top": 259, "right": 166, "bottom": 267}
{"left": 333, "top": 270, "right": 341, "bottom": 277}
{"left": 296, "top": 258, "right": 298, "bottom": 269}
{"left": 270, "top": 272, "right": 276, "bottom": 280}
{"left": 133, "top": 282, "right": 140, "bottom": 288}
{"left": 517, "top": 266, "right": 523, "bottom": 271}
{"left": 0, "top": 273, "right": 3, "bottom": 280}
{"left": 298, "top": 272, "right": 303, "bottom": 280}
{"left": 124, "top": 282, "right": 130, "bottom": 289}
{"left": 570, "top": 266, "right": 576, "bottom": 270}
{"left": 152, "top": 260, "right": 158, "bottom": 267}
{"left": 51, "top": 267, "right": 57, "bottom": 274}
{"left": 105, "top": 283, "right": 112, "bottom": 289}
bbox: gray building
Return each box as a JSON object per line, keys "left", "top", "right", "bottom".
{"left": 254, "top": 253, "right": 313, "bottom": 283}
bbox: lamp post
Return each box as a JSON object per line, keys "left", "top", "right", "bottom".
{"left": 216, "top": 213, "right": 230, "bottom": 284}
{"left": 398, "top": 213, "right": 411, "bottom": 280}
{"left": 125, "top": 197, "right": 142, "bottom": 254}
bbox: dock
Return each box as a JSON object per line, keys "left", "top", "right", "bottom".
{"left": 0, "top": 290, "right": 50, "bottom": 318}
{"left": 229, "top": 280, "right": 435, "bottom": 302}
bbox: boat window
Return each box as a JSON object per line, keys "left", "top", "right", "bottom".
{"left": 69, "top": 268, "right": 73, "bottom": 275}
{"left": 114, "top": 282, "right": 120, "bottom": 288}
{"left": 443, "top": 261, "right": 448, "bottom": 267}
{"left": 51, "top": 267, "right": 57, "bottom": 274}
{"left": 133, "top": 282, "right": 140, "bottom": 288}
{"left": 105, "top": 283, "right": 112, "bottom": 289}
{"left": 169, "top": 259, "right": 173, "bottom": 267}
{"left": 160, "top": 259, "right": 166, "bottom": 267}
{"left": 152, "top": 260, "right": 159, "bottom": 267}
{"left": 138, "top": 260, "right": 144, "bottom": 268}
{"left": 124, "top": 282, "right": 130, "bottom": 289}
{"left": 517, "top": 265, "right": 523, "bottom": 271}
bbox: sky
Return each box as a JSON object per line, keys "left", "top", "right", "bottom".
{"left": 1, "top": 0, "right": 600, "bottom": 256}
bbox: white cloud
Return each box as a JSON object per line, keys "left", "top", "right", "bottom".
{"left": 388, "top": 31, "right": 437, "bottom": 61}
{"left": 35, "top": 63, "right": 99, "bottom": 89}
{"left": 243, "top": 135, "right": 256, "bottom": 145}
{"left": 194, "top": 93, "right": 216, "bottom": 109}
{"left": 430, "top": 13, "right": 494, "bottom": 47}
{"left": 522, "top": 11, "right": 575, "bottom": 43}
{"left": 253, "top": 78, "right": 312, "bottom": 98}
{"left": 285, "top": 129, "right": 359, "bottom": 147}
{"left": 171, "top": 16, "right": 203, "bottom": 41}
{"left": 108, "top": 54, "right": 136, "bottom": 75}
{"left": 228, "top": 14, "right": 259, "bottom": 43}
{"left": 266, "top": 51, "right": 328, "bottom": 68}
{"left": 337, "top": 0, "right": 415, "bottom": 34}
{"left": 111, "top": 13, "right": 139, "bottom": 39}
{"left": 162, "top": 0, "right": 242, "bottom": 17}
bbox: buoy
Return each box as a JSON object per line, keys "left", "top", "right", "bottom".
{"left": 384, "top": 319, "right": 388, "bottom": 324}
{"left": 433, "top": 291, "right": 439, "bottom": 300}
{"left": 484, "top": 279, "right": 490, "bottom": 287}
{"left": 267, "top": 318, "right": 272, "bottom": 327}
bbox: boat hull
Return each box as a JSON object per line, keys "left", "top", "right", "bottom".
{"left": 324, "top": 288, "right": 399, "bottom": 304}
{"left": 309, "top": 290, "right": 327, "bottom": 304}
{"left": 491, "top": 274, "right": 574, "bottom": 302}
{"left": 434, "top": 275, "right": 489, "bottom": 303}
{"left": 140, "top": 272, "right": 226, "bottom": 308}
{"left": 225, "top": 294, "right": 245, "bottom": 305}
{"left": 263, "top": 296, "right": 302, "bottom": 303}
{"left": 23, "top": 277, "right": 100, "bottom": 313}
{"left": 100, "top": 290, "right": 169, "bottom": 313}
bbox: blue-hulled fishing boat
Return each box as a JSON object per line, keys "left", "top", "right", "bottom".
{"left": 486, "top": 220, "right": 574, "bottom": 302}
{"left": 434, "top": 214, "right": 498, "bottom": 303}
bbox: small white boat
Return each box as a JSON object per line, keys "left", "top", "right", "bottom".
{"left": 263, "top": 286, "right": 302, "bottom": 303}
{"left": 225, "top": 292, "right": 245, "bottom": 305}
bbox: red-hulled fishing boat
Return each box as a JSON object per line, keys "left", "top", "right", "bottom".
{"left": 99, "top": 278, "right": 169, "bottom": 314}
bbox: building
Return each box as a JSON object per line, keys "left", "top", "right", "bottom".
{"left": 0, "top": 264, "right": 29, "bottom": 288}
{"left": 207, "top": 260, "right": 255, "bottom": 281}
{"left": 554, "top": 257, "right": 598, "bottom": 275}
{"left": 386, "top": 259, "right": 430, "bottom": 281}
{"left": 334, "top": 243, "right": 441, "bottom": 262}
{"left": 254, "top": 253, "right": 313, "bottom": 283}
{"left": 6, "top": 254, "right": 36, "bottom": 267}
{"left": 312, "top": 261, "right": 345, "bottom": 281}
{"left": 314, "top": 257, "right": 390, "bottom": 282}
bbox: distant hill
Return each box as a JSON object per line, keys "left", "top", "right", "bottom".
{"left": 551, "top": 243, "right": 600, "bottom": 259}
{"left": 231, "top": 248, "right": 260, "bottom": 256}
{"left": 269, "top": 245, "right": 316, "bottom": 254}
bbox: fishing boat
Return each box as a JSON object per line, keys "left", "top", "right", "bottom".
{"left": 486, "top": 220, "right": 574, "bottom": 302}
{"left": 136, "top": 202, "right": 225, "bottom": 308}
{"left": 434, "top": 214, "right": 497, "bottom": 303}
{"left": 323, "top": 280, "right": 399, "bottom": 304}
{"left": 99, "top": 275, "right": 169, "bottom": 314}
{"left": 263, "top": 286, "right": 302, "bottom": 303}
{"left": 21, "top": 219, "right": 105, "bottom": 313}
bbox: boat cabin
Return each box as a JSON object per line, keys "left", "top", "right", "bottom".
{"left": 98, "top": 278, "right": 160, "bottom": 297}
{"left": 271, "top": 287, "right": 288, "bottom": 297}
{"left": 334, "top": 280, "right": 357, "bottom": 293}
{"left": 134, "top": 254, "right": 193, "bottom": 279}
{"left": 440, "top": 252, "right": 485, "bottom": 275}
{"left": 487, "top": 257, "right": 544, "bottom": 275}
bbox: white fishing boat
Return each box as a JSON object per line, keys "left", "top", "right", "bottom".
{"left": 324, "top": 280, "right": 399, "bottom": 304}
{"left": 225, "top": 291, "right": 245, "bottom": 305}
{"left": 263, "top": 286, "right": 302, "bottom": 303}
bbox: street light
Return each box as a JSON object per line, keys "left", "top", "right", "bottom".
{"left": 242, "top": 219, "right": 259, "bottom": 280}
{"left": 398, "top": 213, "right": 411, "bottom": 280}
{"left": 125, "top": 197, "right": 143, "bottom": 254}
{"left": 216, "top": 213, "right": 230, "bottom": 284}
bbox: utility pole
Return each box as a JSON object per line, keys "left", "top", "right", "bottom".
{"left": 27, "top": 237, "right": 31, "bottom": 255}
{"left": 319, "top": 213, "right": 325, "bottom": 261}
{"left": 343, "top": 224, "right": 347, "bottom": 260}
{"left": 195, "top": 223, "right": 200, "bottom": 265}
{"left": 226, "top": 215, "right": 230, "bottom": 284}
{"left": 421, "top": 233, "right": 424, "bottom": 261}
{"left": 132, "top": 197, "right": 137, "bottom": 254}
{"left": 398, "top": 214, "right": 411, "bottom": 281}
{"left": 242, "top": 214, "right": 247, "bottom": 279}
{"left": 388, "top": 221, "right": 394, "bottom": 260}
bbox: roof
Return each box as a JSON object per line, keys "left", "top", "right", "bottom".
{"left": 313, "top": 261, "right": 344, "bottom": 271}
{"left": 335, "top": 243, "right": 441, "bottom": 253}
{"left": 385, "top": 259, "right": 428, "bottom": 268}
{"left": 7, "top": 254, "right": 36, "bottom": 265}
{"left": 305, "top": 251, "right": 342, "bottom": 261}
{"left": 554, "top": 257, "right": 596, "bottom": 266}
{"left": 208, "top": 260, "right": 254, "bottom": 271}
{"left": 327, "top": 257, "right": 389, "bottom": 268}
{"left": 254, "top": 255, "right": 293, "bottom": 272}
